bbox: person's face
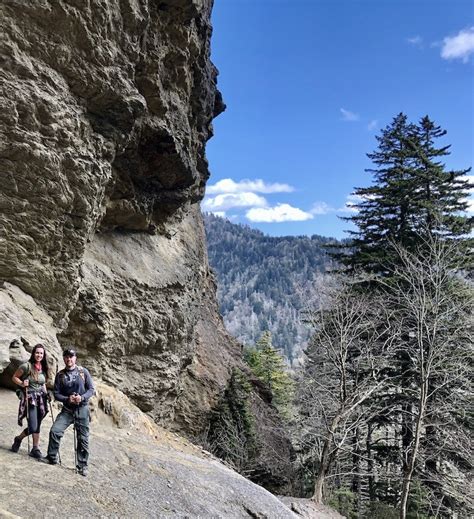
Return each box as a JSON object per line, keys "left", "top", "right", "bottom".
{"left": 34, "top": 348, "right": 44, "bottom": 362}
{"left": 64, "top": 354, "right": 76, "bottom": 369}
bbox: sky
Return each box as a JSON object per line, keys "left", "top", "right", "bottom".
{"left": 203, "top": 0, "right": 474, "bottom": 239}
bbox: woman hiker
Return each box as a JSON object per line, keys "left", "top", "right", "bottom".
{"left": 11, "top": 343, "right": 50, "bottom": 458}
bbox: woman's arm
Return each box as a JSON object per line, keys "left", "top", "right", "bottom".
{"left": 12, "top": 366, "right": 29, "bottom": 388}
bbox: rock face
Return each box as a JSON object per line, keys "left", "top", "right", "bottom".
{"left": 0, "top": 0, "right": 234, "bottom": 434}
{"left": 0, "top": 283, "right": 61, "bottom": 386}
{"left": 59, "top": 205, "right": 241, "bottom": 430}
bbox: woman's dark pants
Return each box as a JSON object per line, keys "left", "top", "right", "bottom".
{"left": 26, "top": 403, "right": 43, "bottom": 434}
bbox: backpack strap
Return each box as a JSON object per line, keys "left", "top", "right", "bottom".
{"left": 58, "top": 368, "right": 66, "bottom": 385}
{"left": 58, "top": 366, "right": 85, "bottom": 385}
{"left": 20, "top": 362, "right": 31, "bottom": 380}
{"left": 77, "top": 366, "right": 85, "bottom": 382}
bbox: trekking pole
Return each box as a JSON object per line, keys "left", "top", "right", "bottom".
{"left": 73, "top": 407, "right": 78, "bottom": 474}
{"left": 25, "top": 386, "right": 30, "bottom": 454}
{"left": 48, "top": 397, "right": 61, "bottom": 466}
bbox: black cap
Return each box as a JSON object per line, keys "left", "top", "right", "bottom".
{"left": 63, "top": 348, "right": 77, "bottom": 357}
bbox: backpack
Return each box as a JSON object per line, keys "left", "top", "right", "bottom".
{"left": 58, "top": 365, "right": 85, "bottom": 385}
{"left": 15, "top": 362, "right": 31, "bottom": 399}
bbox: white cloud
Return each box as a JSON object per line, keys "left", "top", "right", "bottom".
{"left": 310, "top": 202, "right": 333, "bottom": 215}
{"left": 206, "top": 178, "right": 294, "bottom": 195}
{"left": 246, "top": 204, "right": 314, "bottom": 223}
{"left": 441, "top": 27, "right": 474, "bottom": 62}
{"left": 338, "top": 193, "right": 378, "bottom": 213}
{"left": 407, "top": 35, "right": 423, "bottom": 47}
{"left": 368, "top": 119, "right": 378, "bottom": 131}
{"left": 202, "top": 192, "right": 268, "bottom": 211}
{"left": 465, "top": 175, "right": 474, "bottom": 213}
{"left": 340, "top": 108, "right": 360, "bottom": 122}
{"left": 342, "top": 199, "right": 360, "bottom": 213}
{"left": 310, "top": 194, "right": 375, "bottom": 216}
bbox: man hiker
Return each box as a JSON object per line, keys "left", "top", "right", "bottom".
{"left": 46, "top": 347, "right": 95, "bottom": 476}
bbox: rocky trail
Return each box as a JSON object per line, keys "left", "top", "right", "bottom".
{"left": 0, "top": 388, "right": 342, "bottom": 519}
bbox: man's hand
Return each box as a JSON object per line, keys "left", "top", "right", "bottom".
{"left": 68, "top": 394, "right": 82, "bottom": 404}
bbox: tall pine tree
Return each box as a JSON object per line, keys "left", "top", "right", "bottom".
{"left": 245, "top": 331, "right": 294, "bottom": 419}
{"left": 320, "top": 114, "right": 473, "bottom": 517}
{"left": 342, "top": 113, "right": 472, "bottom": 274}
{"left": 411, "top": 116, "right": 471, "bottom": 236}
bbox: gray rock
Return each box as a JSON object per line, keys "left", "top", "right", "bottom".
{"left": 0, "top": 0, "right": 232, "bottom": 431}
{"left": 0, "top": 283, "right": 61, "bottom": 387}
{"left": 0, "top": 0, "right": 294, "bottom": 495}
{"left": 0, "top": 386, "right": 310, "bottom": 518}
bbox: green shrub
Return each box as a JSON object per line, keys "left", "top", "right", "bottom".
{"left": 328, "top": 488, "right": 357, "bottom": 519}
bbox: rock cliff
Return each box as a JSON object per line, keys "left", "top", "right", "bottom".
{"left": 0, "top": 0, "right": 310, "bottom": 505}
{"left": 0, "top": 0, "right": 236, "bottom": 434}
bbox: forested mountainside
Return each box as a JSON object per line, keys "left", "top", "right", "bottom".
{"left": 203, "top": 213, "right": 338, "bottom": 363}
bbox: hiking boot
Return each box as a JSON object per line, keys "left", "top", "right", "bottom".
{"left": 45, "top": 455, "right": 58, "bottom": 465}
{"left": 29, "top": 447, "right": 43, "bottom": 459}
{"left": 77, "top": 466, "right": 88, "bottom": 477}
{"left": 11, "top": 436, "right": 22, "bottom": 453}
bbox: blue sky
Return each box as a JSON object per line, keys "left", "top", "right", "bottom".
{"left": 203, "top": 0, "right": 473, "bottom": 239}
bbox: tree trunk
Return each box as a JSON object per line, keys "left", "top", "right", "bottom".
{"left": 312, "top": 439, "right": 332, "bottom": 504}
{"left": 312, "top": 415, "right": 341, "bottom": 504}
{"left": 399, "top": 383, "right": 427, "bottom": 519}
{"left": 351, "top": 427, "right": 361, "bottom": 514}
{"left": 367, "top": 423, "right": 375, "bottom": 501}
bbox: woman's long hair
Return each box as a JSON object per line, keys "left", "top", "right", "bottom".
{"left": 28, "top": 343, "right": 49, "bottom": 381}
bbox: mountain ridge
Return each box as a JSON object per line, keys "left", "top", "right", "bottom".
{"left": 203, "top": 213, "right": 339, "bottom": 363}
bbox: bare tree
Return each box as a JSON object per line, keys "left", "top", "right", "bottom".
{"left": 381, "top": 238, "right": 473, "bottom": 519}
{"left": 295, "top": 237, "right": 472, "bottom": 516}
{"left": 299, "top": 277, "right": 394, "bottom": 504}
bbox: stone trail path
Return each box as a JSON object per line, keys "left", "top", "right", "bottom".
{"left": 0, "top": 389, "right": 342, "bottom": 519}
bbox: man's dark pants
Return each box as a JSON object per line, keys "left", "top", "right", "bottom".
{"left": 47, "top": 405, "right": 90, "bottom": 468}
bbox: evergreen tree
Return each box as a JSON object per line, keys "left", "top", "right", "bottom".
{"left": 206, "top": 368, "right": 256, "bottom": 474}
{"left": 341, "top": 113, "right": 472, "bottom": 274}
{"left": 411, "top": 116, "right": 471, "bottom": 237}
{"left": 245, "top": 332, "right": 294, "bottom": 419}
{"left": 305, "top": 115, "right": 472, "bottom": 517}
